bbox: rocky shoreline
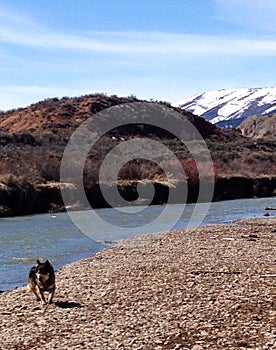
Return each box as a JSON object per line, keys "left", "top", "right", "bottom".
{"left": 0, "top": 218, "right": 275, "bottom": 349}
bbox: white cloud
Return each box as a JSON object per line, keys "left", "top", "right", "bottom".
{"left": 0, "top": 5, "right": 275, "bottom": 111}
{"left": 214, "top": 0, "right": 276, "bottom": 33}
{"left": 0, "top": 86, "right": 83, "bottom": 111}
{"left": 0, "top": 24, "right": 276, "bottom": 57}
{"left": 0, "top": 5, "right": 276, "bottom": 57}
{"left": 0, "top": 7, "right": 36, "bottom": 28}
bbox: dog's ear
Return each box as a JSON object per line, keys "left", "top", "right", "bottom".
{"left": 45, "top": 260, "right": 50, "bottom": 266}
{"left": 36, "top": 260, "right": 41, "bottom": 265}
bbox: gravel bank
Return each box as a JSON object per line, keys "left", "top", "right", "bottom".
{"left": 0, "top": 218, "right": 275, "bottom": 349}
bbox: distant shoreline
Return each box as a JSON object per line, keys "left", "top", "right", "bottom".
{"left": 0, "top": 175, "right": 275, "bottom": 218}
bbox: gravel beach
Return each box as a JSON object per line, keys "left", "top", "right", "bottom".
{"left": 0, "top": 218, "right": 275, "bottom": 350}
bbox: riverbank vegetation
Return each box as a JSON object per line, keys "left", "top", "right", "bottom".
{"left": 0, "top": 94, "right": 275, "bottom": 216}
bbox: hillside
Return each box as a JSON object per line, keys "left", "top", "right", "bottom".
{"left": 238, "top": 114, "right": 276, "bottom": 140}
{"left": 0, "top": 92, "right": 245, "bottom": 141}
{"left": 0, "top": 95, "right": 140, "bottom": 138}
{"left": 0, "top": 93, "right": 275, "bottom": 217}
{"left": 0, "top": 93, "right": 238, "bottom": 182}
{"left": 174, "top": 87, "right": 276, "bottom": 128}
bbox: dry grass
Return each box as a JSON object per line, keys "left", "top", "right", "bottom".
{"left": 0, "top": 95, "right": 275, "bottom": 205}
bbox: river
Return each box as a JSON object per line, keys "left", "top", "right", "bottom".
{"left": 0, "top": 196, "right": 275, "bottom": 291}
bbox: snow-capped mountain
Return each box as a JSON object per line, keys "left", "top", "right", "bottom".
{"left": 174, "top": 87, "right": 276, "bottom": 128}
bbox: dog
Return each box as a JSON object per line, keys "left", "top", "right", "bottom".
{"left": 28, "top": 260, "right": 55, "bottom": 304}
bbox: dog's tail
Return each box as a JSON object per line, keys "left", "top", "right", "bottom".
{"left": 26, "top": 278, "right": 36, "bottom": 293}
{"left": 26, "top": 281, "right": 32, "bottom": 292}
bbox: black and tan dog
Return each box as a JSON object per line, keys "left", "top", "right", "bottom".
{"left": 28, "top": 260, "right": 55, "bottom": 304}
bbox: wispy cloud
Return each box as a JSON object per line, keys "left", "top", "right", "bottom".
{"left": 0, "top": 85, "right": 84, "bottom": 111}
{"left": 1, "top": 4, "right": 276, "bottom": 110}
{"left": 1, "top": 26, "right": 276, "bottom": 56}
{"left": 0, "top": 7, "right": 276, "bottom": 56}
{"left": 213, "top": 0, "right": 276, "bottom": 33}
{"left": 0, "top": 6, "right": 36, "bottom": 28}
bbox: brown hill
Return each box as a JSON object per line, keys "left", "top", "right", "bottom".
{"left": 0, "top": 93, "right": 275, "bottom": 217}
{"left": 238, "top": 114, "right": 276, "bottom": 140}
{"left": 0, "top": 94, "right": 138, "bottom": 138}
{"left": 0, "top": 93, "right": 240, "bottom": 142}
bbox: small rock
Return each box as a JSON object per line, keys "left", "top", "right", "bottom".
{"left": 191, "top": 345, "right": 204, "bottom": 350}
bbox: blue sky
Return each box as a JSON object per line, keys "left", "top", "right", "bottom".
{"left": 0, "top": 0, "right": 276, "bottom": 110}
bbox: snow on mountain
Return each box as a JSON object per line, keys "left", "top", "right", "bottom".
{"left": 174, "top": 87, "right": 276, "bottom": 128}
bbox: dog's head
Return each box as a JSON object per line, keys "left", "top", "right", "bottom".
{"left": 35, "top": 260, "right": 53, "bottom": 284}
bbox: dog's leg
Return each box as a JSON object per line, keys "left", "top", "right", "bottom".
{"left": 48, "top": 288, "right": 55, "bottom": 304}
{"left": 28, "top": 279, "right": 41, "bottom": 302}
{"left": 39, "top": 289, "right": 47, "bottom": 304}
{"left": 33, "top": 289, "right": 41, "bottom": 302}
{"left": 31, "top": 288, "right": 41, "bottom": 302}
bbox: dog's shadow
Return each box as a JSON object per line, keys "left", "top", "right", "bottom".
{"left": 54, "top": 300, "right": 83, "bottom": 309}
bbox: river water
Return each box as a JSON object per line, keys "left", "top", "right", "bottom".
{"left": 0, "top": 197, "right": 275, "bottom": 291}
